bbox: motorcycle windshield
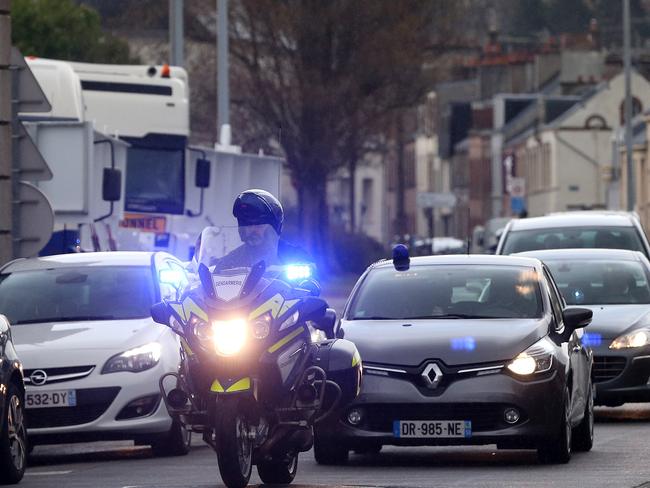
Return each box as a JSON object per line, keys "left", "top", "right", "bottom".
{"left": 196, "top": 225, "right": 287, "bottom": 304}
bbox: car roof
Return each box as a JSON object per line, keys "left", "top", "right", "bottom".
{"left": 372, "top": 254, "right": 542, "bottom": 269}
{"left": 507, "top": 212, "right": 636, "bottom": 231}
{"left": 515, "top": 248, "right": 645, "bottom": 262}
{"left": 1, "top": 251, "right": 162, "bottom": 273}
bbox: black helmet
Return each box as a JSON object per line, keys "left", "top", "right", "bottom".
{"left": 233, "top": 189, "right": 284, "bottom": 234}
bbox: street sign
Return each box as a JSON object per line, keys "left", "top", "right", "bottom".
{"left": 10, "top": 47, "right": 54, "bottom": 258}
{"left": 13, "top": 182, "right": 54, "bottom": 257}
{"left": 417, "top": 192, "right": 457, "bottom": 208}
{"left": 10, "top": 47, "right": 51, "bottom": 112}
{"left": 14, "top": 123, "right": 52, "bottom": 180}
{"left": 508, "top": 177, "right": 526, "bottom": 198}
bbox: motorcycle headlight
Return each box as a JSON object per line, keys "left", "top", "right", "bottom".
{"left": 102, "top": 342, "right": 162, "bottom": 374}
{"left": 212, "top": 319, "right": 248, "bottom": 356}
{"left": 506, "top": 337, "right": 554, "bottom": 376}
{"left": 251, "top": 314, "right": 271, "bottom": 340}
{"left": 610, "top": 329, "right": 650, "bottom": 349}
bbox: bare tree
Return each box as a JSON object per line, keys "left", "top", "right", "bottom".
{"left": 230, "top": 0, "right": 459, "bottom": 270}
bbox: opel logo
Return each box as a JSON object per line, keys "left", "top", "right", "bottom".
{"left": 30, "top": 370, "right": 48, "bottom": 386}
{"left": 421, "top": 363, "right": 443, "bottom": 389}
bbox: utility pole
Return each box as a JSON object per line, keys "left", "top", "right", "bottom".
{"left": 624, "top": 0, "right": 635, "bottom": 210}
{"left": 0, "top": 0, "right": 12, "bottom": 265}
{"left": 217, "top": 0, "right": 230, "bottom": 146}
{"left": 169, "top": 0, "right": 184, "bottom": 67}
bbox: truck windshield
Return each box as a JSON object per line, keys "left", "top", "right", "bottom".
{"left": 125, "top": 146, "right": 185, "bottom": 215}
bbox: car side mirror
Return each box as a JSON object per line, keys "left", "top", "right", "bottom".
{"left": 312, "top": 308, "right": 336, "bottom": 339}
{"left": 562, "top": 307, "right": 592, "bottom": 333}
{"left": 102, "top": 168, "right": 122, "bottom": 202}
{"left": 195, "top": 158, "right": 211, "bottom": 188}
{"left": 151, "top": 302, "right": 171, "bottom": 326}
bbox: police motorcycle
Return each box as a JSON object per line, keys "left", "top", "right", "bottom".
{"left": 151, "top": 226, "right": 361, "bottom": 488}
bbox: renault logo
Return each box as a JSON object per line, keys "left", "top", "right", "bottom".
{"left": 421, "top": 363, "right": 443, "bottom": 389}
{"left": 30, "top": 370, "right": 48, "bottom": 386}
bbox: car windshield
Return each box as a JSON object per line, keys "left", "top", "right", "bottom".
{"left": 0, "top": 266, "right": 155, "bottom": 324}
{"left": 501, "top": 226, "right": 645, "bottom": 255}
{"left": 545, "top": 259, "right": 650, "bottom": 305}
{"left": 348, "top": 265, "right": 543, "bottom": 320}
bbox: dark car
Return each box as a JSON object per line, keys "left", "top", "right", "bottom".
{"left": 518, "top": 248, "right": 650, "bottom": 407}
{"left": 314, "top": 254, "right": 594, "bottom": 465}
{"left": 496, "top": 211, "right": 650, "bottom": 258}
{"left": 0, "top": 314, "right": 27, "bottom": 484}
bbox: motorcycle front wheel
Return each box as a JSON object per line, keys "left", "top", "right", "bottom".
{"left": 216, "top": 399, "right": 253, "bottom": 488}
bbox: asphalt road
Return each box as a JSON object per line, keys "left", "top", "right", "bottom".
{"left": 18, "top": 405, "right": 650, "bottom": 488}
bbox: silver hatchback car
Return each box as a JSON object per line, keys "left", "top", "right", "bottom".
{"left": 496, "top": 212, "right": 650, "bottom": 258}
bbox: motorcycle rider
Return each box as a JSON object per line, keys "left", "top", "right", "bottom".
{"left": 204, "top": 189, "right": 314, "bottom": 271}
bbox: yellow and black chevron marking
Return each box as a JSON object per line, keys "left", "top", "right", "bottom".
{"left": 210, "top": 377, "right": 251, "bottom": 393}
{"left": 249, "top": 293, "right": 300, "bottom": 320}
{"left": 170, "top": 296, "right": 209, "bottom": 324}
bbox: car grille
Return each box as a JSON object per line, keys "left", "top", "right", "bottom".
{"left": 25, "top": 387, "right": 121, "bottom": 428}
{"left": 593, "top": 356, "right": 627, "bottom": 383}
{"left": 24, "top": 365, "right": 95, "bottom": 385}
{"left": 360, "top": 403, "right": 524, "bottom": 433}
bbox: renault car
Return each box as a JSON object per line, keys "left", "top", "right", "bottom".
{"left": 314, "top": 252, "right": 593, "bottom": 465}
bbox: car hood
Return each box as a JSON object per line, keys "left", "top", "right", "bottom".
{"left": 579, "top": 305, "right": 650, "bottom": 339}
{"left": 341, "top": 318, "right": 548, "bottom": 367}
{"left": 11, "top": 318, "right": 164, "bottom": 367}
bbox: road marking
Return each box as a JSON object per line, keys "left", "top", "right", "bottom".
{"left": 25, "top": 470, "right": 72, "bottom": 476}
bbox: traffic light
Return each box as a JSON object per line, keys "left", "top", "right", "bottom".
{"left": 0, "top": 45, "right": 54, "bottom": 263}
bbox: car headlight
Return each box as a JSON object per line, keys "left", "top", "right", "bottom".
{"left": 610, "top": 329, "right": 650, "bottom": 349}
{"left": 212, "top": 319, "right": 248, "bottom": 356}
{"left": 102, "top": 342, "right": 162, "bottom": 374}
{"left": 506, "top": 337, "right": 554, "bottom": 376}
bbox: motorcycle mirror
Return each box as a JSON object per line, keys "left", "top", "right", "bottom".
{"left": 198, "top": 263, "right": 216, "bottom": 299}
{"left": 298, "top": 278, "right": 321, "bottom": 297}
{"left": 151, "top": 301, "right": 170, "bottom": 325}
{"left": 312, "top": 307, "right": 336, "bottom": 339}
{"left": 299, "top": 296, "right": 327, "bottom": 324}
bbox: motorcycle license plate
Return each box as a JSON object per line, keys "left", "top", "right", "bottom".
{"left": 25, "top": 389, "right": 77, "bottom": 409}
{"left": 393, "top": 420, "right": 472, "bottom": 438}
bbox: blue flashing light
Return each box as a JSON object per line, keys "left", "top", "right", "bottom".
{"left": 159, "top": 269, "right": 187, "bottom": 289}
{"left": 451, "top": 336, "right": 476, "bottom": 351}
{"left": 286, "top": 264, "right": 312, "bottom": 281}
{"left": 392, "top": 244, "right": 410, "bottom": 271}
{"left": 582, "top": 332, "right": 602, "bottom": 348}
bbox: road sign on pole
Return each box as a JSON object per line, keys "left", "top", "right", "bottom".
{"left": 417, "top": 192, "right": 457, "bottom": 209}
{"left": 10, "top": 47, "right": 54, "bottom": 258}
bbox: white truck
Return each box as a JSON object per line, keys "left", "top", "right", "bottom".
{"left": 22, "top": 57, "right": 282, "bottom": 260}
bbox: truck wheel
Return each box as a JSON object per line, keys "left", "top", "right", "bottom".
{"left": 313, "top": 435, "right": 348, "bottom": 465}
{"left": 257, "top": 452, "right": 298, "bottom": 484}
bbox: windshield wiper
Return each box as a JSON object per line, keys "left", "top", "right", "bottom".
{"left": 12, "top": 315, "right": 116, "bottom": 324}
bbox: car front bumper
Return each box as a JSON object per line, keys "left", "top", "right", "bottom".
{"left": 24, "top": 363, "right": 173, "bottom": 443}
{"left": 318, "top": 367, "right": 565, "bottom": 449}
{"left": 592, "top": 344, "right": 650, "bottom": 405}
